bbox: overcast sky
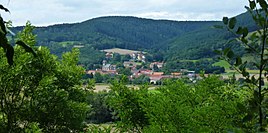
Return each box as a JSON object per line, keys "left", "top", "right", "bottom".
{"left": 1, "top": 0, "right": 248, "bottom": 26}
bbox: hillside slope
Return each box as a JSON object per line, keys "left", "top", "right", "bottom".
{"left": 12, "top": 12, "right": 257, "bottom": 69}
{"left": 33, "top": 16, "right": 219, "bottom": 50}
{"left": 163, "top": 11, "right": 258, "bottom": 61}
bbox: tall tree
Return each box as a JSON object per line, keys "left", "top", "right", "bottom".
{"left": 0, "top": 22, "right": 90, "bottom": 132}
{"left": 217, "top": 0, "right": 268, "bottom": 131}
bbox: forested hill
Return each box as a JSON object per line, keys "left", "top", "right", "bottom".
{"left": 12, "top": 12, "right": 257, "bottom": 66}
{"left": 32, "top": 16, "right": 219, "bottom": 50}
{"left": 163, "top": 11, "right": 257, "bottom": 60}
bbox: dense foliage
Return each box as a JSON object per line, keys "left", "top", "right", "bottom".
{"left": 86, "top": 91, "right": 113, "bottom": 124}
{"left": 0, "top": 23, "right": 90, "bottom": 132}
{"left": 107, "top": 76, "right": 252, "bottom": 132}
{"left": 29, "top": 17, "right": 217, "bottom": 51}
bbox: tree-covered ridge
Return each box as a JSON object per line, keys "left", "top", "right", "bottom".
{"left": 32, "top": 16, "right": 218, "bottom": 50}
{"left": 11, "top": 12, "right": 255, "bottom": 63}
{"left": 9, "top": 16, "right": 221, "bottom": 71}
{"left": 164, "top": 11, "right": 258, "bottom": 61}
{"left": 13, "top": 16, "right": 221, "bottom": 59}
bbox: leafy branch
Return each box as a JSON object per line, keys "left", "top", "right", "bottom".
{"left": 217, "top": 0, "right": 268, "bottom": 131}
{"left": 0, "top": 4, "right": 36, "bottom": 65}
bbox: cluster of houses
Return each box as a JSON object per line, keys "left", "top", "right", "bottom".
{"left": 105, "top": 51, "right": 146, "bottom": 62}
{"left": 86, "top": 51, "right": 198, "bottom": 84}
{"left": 87, "top": 60, "right": 117, "bottom": 75}
{"left": 130, "top": 52, "right": 146, "bottom": 63}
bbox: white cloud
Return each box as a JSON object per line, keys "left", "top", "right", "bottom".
{"left": 0, "top": 0, "right": 249, "bottom": 26}
{"left": 135, "top": 11, "right": 239, "bottom": 21}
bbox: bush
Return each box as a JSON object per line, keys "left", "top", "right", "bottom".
{"left": 87, "top": 91, "right": 114, "bottom": 124}
{"left": 107, "top": 76, "right": 248, "bottom": 132}
{"left": 107, "top": 81, "right": 149, "bottom": 132}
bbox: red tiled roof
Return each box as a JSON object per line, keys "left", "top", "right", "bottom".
{"left": 152, "top": 72, "right": 164, "bottom": 76}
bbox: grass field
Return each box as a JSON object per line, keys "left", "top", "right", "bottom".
{"left": 213, "top": 59, "right": 261, "bottom": 80}
{"left": 225, "top": 69, "right": 259, "bottom": 74}
{"left": 94, "top": 84, "right": 110, "bottom": 92}
{"left": 103, "top": 48, "right": 144, "bottom": 55}
{"left": 213, "top": 60, "right": 231, "bottom": 69}
{"left": 59, "top": 41, "right": 81, "bottom": 47}
{"left": 180, "top": 58, "right": 212, "bottom": 63}
{"left": 220, "top": 68, "right": 260, "bottom": 80}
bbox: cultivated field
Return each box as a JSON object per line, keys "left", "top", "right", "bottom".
{"left": 94, "top": 84, "right": 157, "bottom": 92}
{"left": 103, "top": 48, "right": 144, "bottom": 55}
{"left": 94, "top": 84, "right": 110, "bottom": 92}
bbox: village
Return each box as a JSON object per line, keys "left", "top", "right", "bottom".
{"left": 86, "top": 49, "right": 199, "bottom": 84}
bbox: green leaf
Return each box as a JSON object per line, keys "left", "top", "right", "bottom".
{"left": 251, "top": 76, "right": 258, "bottom": 84}
{"left": 223, "top": 17, "right": 229, "bottom": 25}
{"left": 258, "top": 0, "right": 268, "bottom": 10}
{"left": 235, "top": 57, "right": 242, "bottom": 66}
{"left": 0, "top": 5, "right": 10, "bottom": 13}
{"left": 0, "top": 36, "right": 8, "bottom": 49}
{"left": 241, "top": 37, "right": 248, "bottom": 44}
{"left": 0, "top": 16, "right": 7, "bottom": 35}
{"left": 250, "top": 0, "right": 256, "bottom": 9}
{"left": 227, "top": 50, "right": 235, "bottom": 58}
{"left": 214, "top": 50, "right": 222, "bottom": 55}
{"left": 228, "top": 17, "right": 237, "bottom": 29}
{"left": 6, "top": 44, "right": 14, "bottom": 65}
{"left": 239, "top": 61, "right": 247, "bottom": 71}
{"left": 242, "top": 28, "right": 248, "bottom": 38}
{"left": 245, "top": 6, "right": 250, "bottom": 11}
{"left": 242, "top": 71, "right": 250, "bottom": 77}
{"left": 223, "top": 48, "right": 231, "bottom": 55}
{"left": 16, "top": 40, "right": 37, "bottom": 57}
{"left": 236, "top": 27, "right": 244, "bottom": 34}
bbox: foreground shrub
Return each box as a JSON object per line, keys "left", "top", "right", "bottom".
{"left": 108, "top": 76, "right": 249, "bottom": 132}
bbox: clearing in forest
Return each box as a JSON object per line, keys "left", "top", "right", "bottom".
{"left": 103, "top": 48, "right": 144, "bottom": 55}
